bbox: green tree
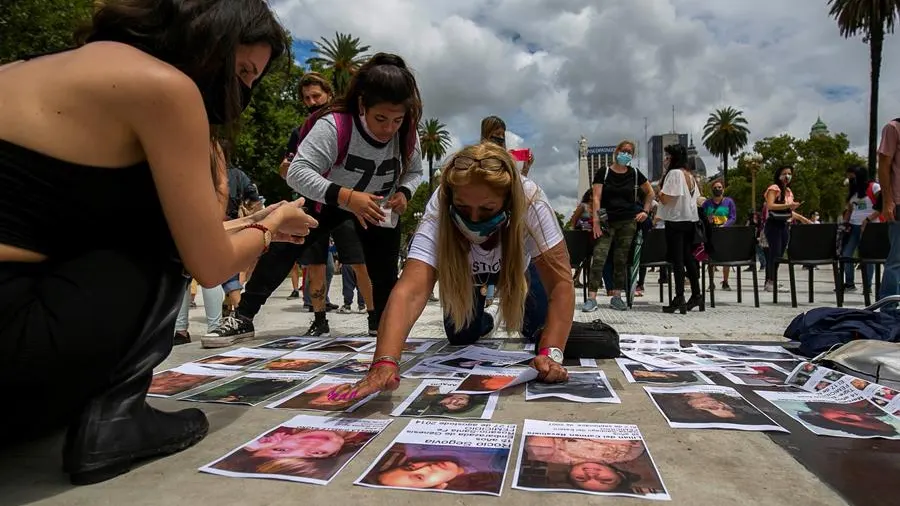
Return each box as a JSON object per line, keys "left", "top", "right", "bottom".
{"left": 418, "top": 118, "right": 453, "bottom": 194}
{"left": 828, "top": 0, "right": 900, "bottom": 179}
{"left": 305, "top": 32, "right": 370, "bottom": 96}
{"left": 233, "top": 55, "right": 305, "bottom": 203}
{"left": 400, "top": 182, "right": 431, "bottom": 245}
{"left": 0, "top": 0, "right": 93, "bottom": 63}
{"left": 702, "top": 107, "right": 751, "bottom": 187}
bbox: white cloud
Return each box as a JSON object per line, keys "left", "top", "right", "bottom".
{"left": 273, "top": 0, "right": 900, "bottom": 215}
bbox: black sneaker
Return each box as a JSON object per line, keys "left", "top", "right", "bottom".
{"left": 326, "top": 303, "right": 339, "bottom": 312}
{"left": 357, "top": 303, "right": 367, "bottom": 313}
{"left": 201, "top": 315, "right": 254, "bottom": 348}
{"left": 303, "top": 319, "right": 331, "bottom": 337}
{"left": 174, "top": 330, "right": 191, "bottom": 346}
{"left": 287, "top": 289, "right": 300, "bottom": 300}
{"left": 339, "top": 304, "right": 353, "bottom": 314}
{"left": 367, "top": 312, "right": 379, "bottom": 336}
{"left": 721, "top": 282, "right": 732, "bottom": 291}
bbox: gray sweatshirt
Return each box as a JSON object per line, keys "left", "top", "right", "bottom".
{"left": 286, "top": 113, "right": 423, "bottom": 206}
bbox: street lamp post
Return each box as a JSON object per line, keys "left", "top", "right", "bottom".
{"left": 742, "top": 152, "right": 763, "bottom": 212}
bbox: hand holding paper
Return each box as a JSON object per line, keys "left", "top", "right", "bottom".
{"left": 532, "top": 356, "right": 568, "bottom": 383}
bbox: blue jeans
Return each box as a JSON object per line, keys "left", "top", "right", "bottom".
{"left": 304, "top": 251, "right": 334, "bottom": 306}
{"left": 341, "top": 263, "right": 364, "bottom": 306}
{"left": 881, "top": 209, "right": 900, "bottom": 303}
{"left": 175, "top": 283, "right": 223, "bottom": 333}
{"left": 222, "top": 273, "right": 242, "bottom": 294}
{"left": 842, "top": 224, "right": 874, "bottom": 287}
{"left": 444, "top": 263, "right": 548, "bottom": 345}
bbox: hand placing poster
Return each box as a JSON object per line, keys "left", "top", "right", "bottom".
{"left": 526, "top": 371, "right": 621, "bottom": 404}
{"left": 512, "top": 419, "right": 670, "bottom": 500}
{"left": 148, "top": 364, "right": 239, "bottom": 398}
{"left": 355, "top": 419, "right": 515, "bottom": 496}
{"left": 181, "top": 372, "right": 312, "bottom": 406}
{"left": 452, "top": 367, "right": 539, "bottom": 395}
{"left": 616, "top": 359, "right": 713, "bottom": 385}
{"left": 193, "top": 347, "right": 287, "bottom": 370}
{"left": 199, "top": 415, "right": 391, "bottom": 485}
{"left": 256, "top": 351, "right": 349, "bottom": 373}
{"left": 645, "top": 385, "right": 786, "bottom": 432}
{"left": 254, "top": 337, "right": 324, "bottom": 351}
{"left": 756, "top": 390, "right": 900, "bottom": 439}
{"left": 719, "top": 363, "right": 791, "bottom": 387}
{"left": 391, "top": 379, "right": 499, "bottom": 420}
{"left": 267, "top": 375, "right": 376, "bottom": 413}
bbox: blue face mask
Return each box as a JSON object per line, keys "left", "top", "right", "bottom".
{"left": 616, "top": 152, "right": 633, "bottom": 166}
{"left": 450, "top": 206, "right": 508, "bottom": 245}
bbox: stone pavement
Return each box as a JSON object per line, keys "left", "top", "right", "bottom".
{"left": 0, "top": 266, "right": 873, "bottom": 506}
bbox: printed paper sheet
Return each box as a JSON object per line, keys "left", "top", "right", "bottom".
{"left": 644, "top": 385, "right": 786, "bottom": 432}
{"left": 756, "top": 390, "right": 900, "bottom": 440}
{"left": 193, "top": 348, "right": 287, "bottom": 370}
{"left": 526, "top": 371, "right": 621, "bottom": 404}
{"left": 690, "top": 343, "right": 799, "bottom": 362}
{"left": 616, "top": 359, "right": 713, "bottom": 385}
{"left": 391, "top": 379, "right": 498, "bottom": 420}
{"left": 305, "top": 337, "right": 377, "bottom": 353}
{"left": 452, "top": 367, "right": 538, "bottom": 395}
{"left": 512, "top": 419, "right": 670, "bottom": 501}
{"left": 199, "top": 415, "right": 391, "bottom": 485}
{"left": 255, "top": 351, "right": 349, "bottom": 374}
{"left": 355, "top": 419, "right": 516, "bottom": 496}
{"left": 618, "top": 335, "right": 682, "bottom": 354}
{"left": 181, "top": 372, "right": 311, "bottom": 406}
{"left": 149, "top": 364, "right": 239, "bottom": 398}
{"left": 786, "top": 362, "right": 900, "bottom": 416}
{"left": 266, "top": 375, "right": 376, "bottom": 413}
{"left": 719, "top": 363, "right": 791, "bottom": 387}
{"left": 254, "top": 337, "right": 326, "bottom": 351}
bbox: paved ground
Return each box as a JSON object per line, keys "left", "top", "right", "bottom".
{"left": 0, "top": 266, "right": 873, "bottom": 506}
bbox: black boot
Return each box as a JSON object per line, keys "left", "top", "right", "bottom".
{"left": 663, "top": 296, "right": 687, "bottom": 315}
{"left": 684, "top": 294, "right": 703, "bottom": 312}
{"left": 63, "top": 262, "right": 209, "bottom": 485}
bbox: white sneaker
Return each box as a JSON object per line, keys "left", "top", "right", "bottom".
{"left": 482, "top": 304, "right": 500, "bottom": 339}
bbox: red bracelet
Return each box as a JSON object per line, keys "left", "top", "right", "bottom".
{"left": 370, "top": 360, "right": 399, "bottom": 370}
{"left": 244, "top": 223, "right": 271, "bottom": 254}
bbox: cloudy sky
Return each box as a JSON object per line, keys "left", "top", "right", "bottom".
{"left": 272, "top": 0, "right": 900, "bottom": 214}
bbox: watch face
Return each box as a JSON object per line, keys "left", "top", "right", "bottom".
{"left": 549, "top": 348, "right": 564, "bottom": 363}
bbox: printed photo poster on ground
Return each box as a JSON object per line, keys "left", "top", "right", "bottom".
{"left": 253, "top": 337, "right": 326, "bottom": 351}
{"left": 786, "top": 362, "right": 900, "bottom": 414}
{"left": 526, "top": 371, "right": 621, "bottom": 404}
{"left": 193, "top": 347, "right": 287, "bottom": 370}
{"left": 616, "top": 359, "right": 713, "bottom": 385}
{"left": 148, "top": 364, "right": 239, "bottom": 398}
{"left": 690, "top": 343, "right": 799, "bottom": 362}
{"left": 319, "top": 353, "right": 379, "bottom": 377}
{"left": 181, "top": 373, "right": 312, "bottom": 406}
{"left": 618, "top": 335, "right": 682, "bottom": 354}
{"left": 512, "top": 420, "right": 670, "bottom": 501}
{"left": 267, "top": 375, "right": 376, "bottom": 413}
{"left": 719, "top": 363, "right": 792, "bottom": 387}
{"left": 256, "top": 351, "right": 349, "bottom": 374}
{"left": 401, "top": 339, "right": 444, "bottom": 354}
{"left": 199, "top": 415, "right": 392, "bottom": 485}
{"left": 305, "top": 337, "right": 377, "bottom": 353}
{"left": 355, "top": 419, "right": 516, "bottom": 496}
{"left": 644, "top": 385, "right": 787, "bottom": 432}
{"left": 401, "top": 362, "right": 468, "bottom": 380}
{"left": 452, "top": 367, "right": 539, "bottom": 395}
{"left": 391, "top": 379, "right": 499, "bottom": 420}
{"left": 429, "top": 346, "right": 534, "bottom": 374}
{"left": 756, "top": 390, "right": 900, "bottom": 440}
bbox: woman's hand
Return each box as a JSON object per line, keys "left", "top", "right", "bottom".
{"left": 532, "top": 355, "right": 568, "bottom": 383}
{"left": 269, "top": 199, "right": 318, "bottom": 239}
{"left": 345, "top": 189, "right": 386, "bottom": 228}
{"left": 635, "top": 211, "right": 649, "bottom": 223}
{"left": 592, "top": 221, "right": 603, "bottom": 239}
{"left": 387, "top": 192, "right": 408, "bottom": 214}
{"left": 327, "top": 364, "right": 401, "bottom": 402}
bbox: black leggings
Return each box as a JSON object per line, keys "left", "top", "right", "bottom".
{"left": 238, "top": 206, "right": 401, "bottom": 320}
{"left": 664, "top": 221, "right": 700, "bottom": 299}
{"left": 0, "top": 251, "right": 186, "bottom": 442}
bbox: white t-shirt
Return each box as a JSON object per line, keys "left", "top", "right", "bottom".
{"left": 407, "top": 177, "right": 564, "bottom": 281}
{"left": 658, "top": 169, "right": 699, "bottom": 223}
{"left": 848, "top": 182, "right": 881, "bottom": 225}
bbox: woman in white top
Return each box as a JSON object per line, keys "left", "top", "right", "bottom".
{"left": 657, "top": 144, "right": 701, "bottom": 314}
{"left": 842, "top": 164, "right": 882, "bottom": 291}
{"left": 327, "top": 142, "right": 573, "bottom": 401}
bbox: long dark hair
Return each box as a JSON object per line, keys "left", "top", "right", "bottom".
{"left": 324, "top": 52, "right": 422, "bottom": 176}
{"left": 846, "top": 164, "right": 870, "bottom": 201}
{"left": 660, "top": 143, "right": 689, "bottom": 187}
{"left": 773, "top": 166, "right": 792, "bottom": 204}
{"left": 78, "top": 0, "right": 288, "bottom": 133}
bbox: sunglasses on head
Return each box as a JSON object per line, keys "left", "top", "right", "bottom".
{"left": 451, "top": 155, "right": 506, "bottom": 172}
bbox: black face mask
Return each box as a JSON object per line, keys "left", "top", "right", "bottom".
{"left": 490, "top": 136, "right": 506, "bottom": 148}
{"left": 203, "top": 79, "right": 253, "bottom": 125}
{"left": 307, "top": 103, "right": 325, "bottom": 114}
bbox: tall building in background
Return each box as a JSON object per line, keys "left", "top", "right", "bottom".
{"left": 647, "top": 133, "right": 688, "bottom": 181}
{"left": 576, "top": 138, "right": 620, "bottom": 201}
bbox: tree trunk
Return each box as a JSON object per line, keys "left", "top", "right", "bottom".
{"left": 427, "top": 156, "right": 434, "bottom": 194}
{"left": 868, "top": 22, "right": 883, "bottom": 181}
{"left": 722, "top": 154, "right": 729, "bottom": 187}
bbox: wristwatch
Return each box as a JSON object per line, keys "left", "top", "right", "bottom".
{"left": 538, "top": 347, "right": 564, "bottom": 364}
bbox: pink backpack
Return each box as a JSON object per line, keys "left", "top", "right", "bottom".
{"left": 292, "top": 110, "right": 353, "bottom": 212}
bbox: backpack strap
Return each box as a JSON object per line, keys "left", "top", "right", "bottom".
{"left": 333, "top": 112, "right": 353, "bottom": 166}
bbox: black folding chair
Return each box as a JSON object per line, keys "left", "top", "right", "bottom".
{"left": 839, "top": 223, "right": 891, "bottom": 307}
{"left": 773, "top": 223, "right": 842, "bottom": 308}
{"left": 706, "top": 226, "right": 760, "bottom": 308}
{"left": 564, "top": 230, "right": 594, "bottom": 301}
{"left": 627, "top": 228, "right": 672, "bottom": 308}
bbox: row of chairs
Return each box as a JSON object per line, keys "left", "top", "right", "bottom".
{"left": 564, "top": 223, "right": 892, "bottom": 309}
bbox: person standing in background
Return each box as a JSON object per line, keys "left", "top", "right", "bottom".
{"left": 701, "top": 180, "right": 736, "bottom": 291}
{"left": 877, "top": 117, "right": 900, "bottom": 304}
{"left": 840, "top": 165, "right": 880, "bottom": 292}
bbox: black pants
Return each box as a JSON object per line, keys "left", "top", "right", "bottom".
{"left": 765, "top": 220, "right": 789, "bottom": 283}
{"left": 664, "top": 221, "right": 700, "bottom": 299}
{"left": 0, "top": 251, "right": 186, "bottom": 442}
{"left": 238, "top": 206, "right": 401, "bottom": 321}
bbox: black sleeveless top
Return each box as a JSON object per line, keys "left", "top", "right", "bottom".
{"left": 0, "top": 138, "right": 178, "bottom": 261}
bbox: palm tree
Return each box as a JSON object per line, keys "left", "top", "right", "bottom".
{"left": 828, "top": 0, "right": 900, "bottom": 180}
{"left": 305, "top": 32, "right": 370, "bottom": 96}
{"left": 702, "top": 107, "right": 750, "bottom": 186}
{"left": 418, "top": 118, "right": 453, "bottom": 194}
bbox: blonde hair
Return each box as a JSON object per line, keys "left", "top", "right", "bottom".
{"left": 436, "top": 142, "right": 528, "bottom": 333}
